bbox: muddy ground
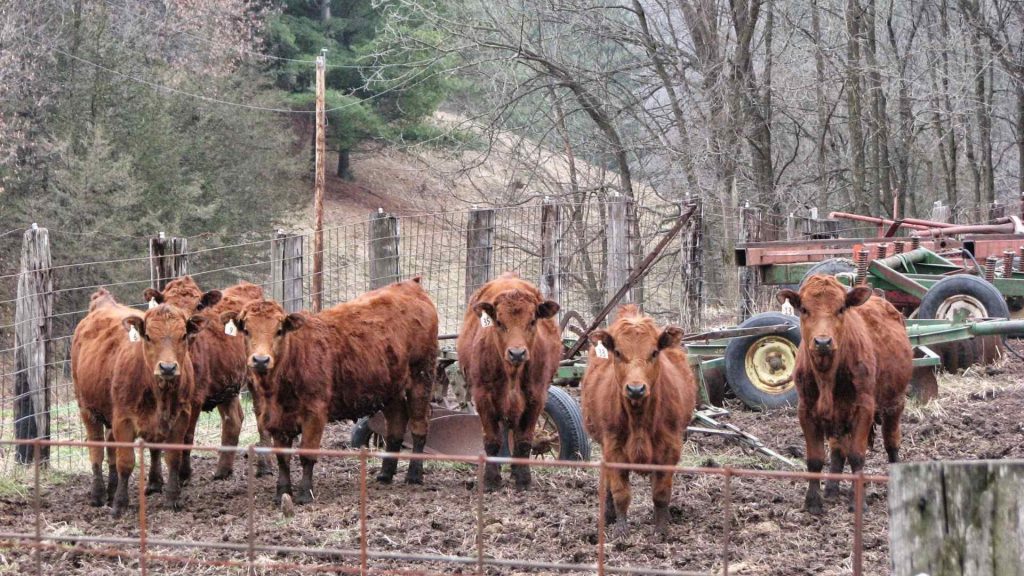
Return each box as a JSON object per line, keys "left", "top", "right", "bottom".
{"left": 1, "top": 354, "right": 1023, "bottom": 575}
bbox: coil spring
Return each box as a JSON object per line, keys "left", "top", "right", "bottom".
{"left": 856, "top": 249, "right": 870, "bottom": 285}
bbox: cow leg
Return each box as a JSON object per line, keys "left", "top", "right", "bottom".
{"left": 294, "top": 414, "right": 325, "bottom": 505}
{"left": 608, "top": 469, "right": 631, "bottom": 539}
{"left": 145, "top": 448, "right": 164, "bottom": 495}
{"left": 83, "top": 418, "right": 106, "bottom": 507}
{"left": 405, "top": 366, "right": 433, "bottom": 485}
{"left": 651, "top": 471, "right": 674, "bottom": 539}
{"left": 162, "top": 414, "right": 192, "bottom": 511}
{"left": 178, "top": 403, "right": 201, "bottom": 486}
{"left": 881, "top": 408, "right": 902, "bottom": 464}
{"left": 798, "top": 408, "right": 826, "bottom": 515}
{"left": 105, "top": 430, "right": 118, "bottom": 506}
{"left": 479, "top": 411, "right": 503, "bottom": 491}
{"left": 111, "top": 420, "right": 135, "bottom": 518}
{"left": 213, "top": 397, "right": 244, "bottom": 480}
{"left": 824, "top": 438, "right": 846, "bottom": 500}
{"left": 845, "top": 397, "right": 876, "bottom": 512}
{"left": 604, "top": 485, "right": 617, "bottom": 524}
{"left": 510, "top": 396, "right": 545, "bottom": 490}
{"left": 273, "top": 433, "right": 294, "bottom": 505}
{"left": 377, "top": 397, "right": 409, "bottom": 485}
{"left": 249, "top": 389, "right": 273, "bottom": 477}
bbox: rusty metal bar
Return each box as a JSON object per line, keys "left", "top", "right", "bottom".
{"left": 246, "top": 445, "right": 256, "bottom": 574}
{"left": 827, "top": 212, "right": 949, "bottom": 231}
{"left": 597, "top": 460, "right": 607, "bottom": 576}
{"left": 721, "top": 468, "right": 732, "bottom": 576}
{"left": 138, "top": 440, "right": 148, "bottom": 576}
{"left": 853, "top": 472, "right": 865, "bottom": 576}
{"left": 33, "top": 440, "right": 41, "bottom": 576}
{"left": 913, "top": 217, "right": 1022, "bottom": 237}
{"left": 360, "top": 449, "right": 369, "bottom": 576}
{"left": 475, "top": 453, "right": 485, "bottom": 576}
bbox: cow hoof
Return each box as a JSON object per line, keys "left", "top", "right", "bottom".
{"left": 293, "top": 489, "right": 314, "bottom": 505}
{"left": 164, "top": 498, "right": 183, "bottom": 511}
{"left": 376, "top": 473, "right": 395, "bottom": 485}
{"left": 805, "top": 501, "right": 823, "bottom": 515}
{"left": 513, "top": 480, "right": 530, "bottom": 491}
{"left": 610, "top": 522, "right": 629, "bottom": 540}
{"left": 654, "top": 524, "right": 669, "bottom": 541}
{"left": 255, "top": 462, "right": 272, "bottom": 478}
{"left": 90, "top": 483, "right": 106, "bottom": 507}
{"left": 273, "top": 488, "right": 291, "bottom": 506}
{"left": 212, "top": 469, "right": 232, "bottom": 481}
{"left": 145, "top": 481, "right": 163, "bottom": 495}
{"left": 405, "top": 474, "right": 424, "bottom": 485}
{"left": 823, "top": 484, "right": 840, "bottom": 501}
{"left": 111, "top": 504, "right": 127, "bottom": 518}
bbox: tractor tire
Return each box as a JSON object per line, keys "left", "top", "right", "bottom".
{"left": 800, "top": 258, "right": 857, "bottom": 289}
{"left": 350, "top": 417, "right": 385, "bottom": 450}
{"left": 725, "top": 312, "right": 801, "bottom": 411}
{"left": 917, "top": 275, "right": 1008, "bottom": 370}
{"left": 501, "top": 386, "right": 591, "bottom": 461}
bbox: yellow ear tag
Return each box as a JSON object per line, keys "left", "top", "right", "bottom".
{"left": 480, "top": 312, "right": 493, "bottom": 328}
{"left": 224, "top": 320, "right": 237, "bottom": 337}
{"left": 128, "top": 325, "right": 140, "bottom": 342}
{"left": 148, "top": 298, "right": 158, "bottom": 310}
{"left": 594, "top": 341, "right": 609, "bottom": 359}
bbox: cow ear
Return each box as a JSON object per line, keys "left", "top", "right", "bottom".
{"left": 588, "top": 329, "right": 615, "bottom": 353}
{"left": 143, "top": 288, "right": 163, "bottom": 305}
{"left": 473, "top": 302, "right": 497, "bottom": 321}
{"left": 197, "top": 290, "right": 222, "bottom": 311}
{"left": 220, "top": 310, "right": 244, "bottom": 331}
{"left": 536, "top": 300, "right": 560, "bottom": 319}
{"left": 657, "top": 326, "right": 685, "bottom": 350}
{"left": 776, "top": 289, "right": 800, "bottom": 310}
{"left": 122, "top": 317, "right": 145, "bottom": 339}
{"left": 845, "top": 286, "right": 872, "bottom": 309}
{"left": 282, "top": 313, "right": 304, "bottom": 333}
{"left": 186, "top": 315, "right": 207, "bottom": 336}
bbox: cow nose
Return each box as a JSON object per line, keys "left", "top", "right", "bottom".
{"left": 158, "top": 362, "right": 178, "bottom": 377}
{"left": 251, "top": 354, "right": 271, "bottom": 372}
{"left": 506, "top": 347, "right": 527, "bottom": 364}
{"left": 626, "top": 384, "right": 647, "bottom": 399}
{"left": 813, "top": 336, "right": 833, "bottom": 350}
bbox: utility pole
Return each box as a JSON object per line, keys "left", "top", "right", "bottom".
{"left": 312, "top": 49, "right": 326, "bottom": 313}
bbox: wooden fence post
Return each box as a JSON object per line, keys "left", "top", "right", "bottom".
{"left": 369, "top": 210, "right": 400, "bottom": 290}
{"left": 540, "top": 200, "right": 563, "bottom": 306}
{"left": 889, "top": 461, "right": 1024, "bottom": 575}
{"left": 272, "top": 230, "right": 304, "bottom": 313}
{"left": 14, "top": 224, "right": 53, "bottom": 464}
{"left": 149, "top": 233, "right": 188, "bottom": 291}
{"left": 738, "top": 206, "right": 762, "bottom": 321}
{"left": 681, "top": 198, "right": 704, "bottom": 333}
{"left": 606, "top": 195, "right": 632, "bottom": 307}
{"left": 465, "top": 208, "right": 494, "bottom": 303}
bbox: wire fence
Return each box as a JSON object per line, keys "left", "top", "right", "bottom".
{"left": 0, "top": 198, "right": 706, "bottom": 473}
{"left": 0, "top": 438, "right": 885, "bottom": 576}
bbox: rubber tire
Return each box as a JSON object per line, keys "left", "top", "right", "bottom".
{"left": 917, "top": 275, "right": 1008, "bottom": 371}
{"left": 501, "top": 386, "right": 591, "bottom": 461}
{"left": 725, "top": 312, "right": 801, "bottom": 411}
{"left": 800, "top": 258, "right": 857, "bottom": 289}
{"left": 351, "top": 387, "right": 592, "bottom": 461}
{"left": 916, "top": 274, "right": 1010, "bottom": 320}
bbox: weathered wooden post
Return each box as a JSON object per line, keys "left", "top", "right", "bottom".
{"left": 272, "top": 230, "right": 304, "bottom": 313}
{"left": 149, "top": 233, "right": 188, "bottom": 290}
{"left": 465, "top": 207, "right": 494, "bottom": 303}
{"left": 14, "top": 224, "right": 53, "bottom": 464}
{"left": 681, "top": 198, "right": 704, "bottom": 333}
{"left": 890, "top": 460, "right": 1024, "bottom": 575}
{"left": 606, "top": 194, "right": 633, "bottom": 307}
{"left": 931, "top": 200, "right": 952, "bottom": 224}
{"left": 369, "top": 209, "right": 400, "bottom": 290}
{"left": 738, "top": 205, "right": 762, "bottom": 320}
{"left": 540, "top": 200, "right": 563, "bottom": 307}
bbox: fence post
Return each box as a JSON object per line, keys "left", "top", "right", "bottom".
{"left": 369, "top": 209, "right": 400, "bottom": 290}
{"left": 272, "top": 230, "right": 304, "bottom": 313}
{"left": 14, "top": 225, "right": 53, "bottom": 464}
{"left": 889, "top": 461, "right": 1024, "bottom": 575}
{"left": 681, "top": 198, "right": 704, "bottom": 333}
{"left": 931, "top": 201, "right": 951, "bottom": 224}
{"left": 148, "top": 233, "right": 188, "bottom": 291}
{"left": 738, "top": 206, "right": 762, "bottom": 321}
{"left": 606, "top": 195, "right": 632, "bottom": 307}
{"left": 465, "top": 207, "right": 494, "bottom": 303}
{"left": 540, "top": 200, "right": 563, "bottom": 308}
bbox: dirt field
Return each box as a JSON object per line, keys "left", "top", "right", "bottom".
{"left": 1, "top": 352, "right": 1023, "bottom": 575}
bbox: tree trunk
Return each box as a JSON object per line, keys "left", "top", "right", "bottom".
{"left": 846, "top": 0, "right": 867, "bottom": 213}
{"left": 337, "top": 149, "right": 352, "bottom": 181}
{"left": 321, "top": 0, "right": 331, "bottom": 22}
{"left": 864, "top": 0, "right": 892, "bottom": 215}
{"left": 812, "top": 0, "right": 829, "bottom": 210}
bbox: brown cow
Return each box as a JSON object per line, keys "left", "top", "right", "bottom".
{"left": 71, "top": 289, "right": 205, "bottom": 516}
{"left": 777, "top": 275, "right": 912, "bottom": 514}
{"left": 222, "top": 277, "right": 438, "bottom": 504}
{"left": 581, "top": 305, "right": 695, "bottom": 538}
{"left": 144, "top": 277, "right": 271, "bottom": 480}
{"left": 457, "top": 273, "right": 561, "bottom": 491}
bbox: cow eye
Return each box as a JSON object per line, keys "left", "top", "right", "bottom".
{"left": 798, "top": 307, "right": 808, "bottom": 315}
{"left": 650, "top": 349, "right": 659, "bottom": 360}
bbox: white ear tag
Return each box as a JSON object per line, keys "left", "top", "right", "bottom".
{"left": 594, "top": 341, "right": 609, "bottom": 359}
{"left": 480, "top": 312, "right": 493, "bottom": 328}
{"left": 781, "top": 299, "right": 794, "bottom": 316}
{"left": 147, "top": 297, "right": 158, "bottom": 310}
{"left": 128, "top": 325, "right": 140, "bottom": 342}
{"left": 224, "top": 320, "right": 238, "bottom": 337}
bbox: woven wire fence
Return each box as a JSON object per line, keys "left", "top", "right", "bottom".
{"left": 0, "top": 199, "right": 705, "bottom": 474}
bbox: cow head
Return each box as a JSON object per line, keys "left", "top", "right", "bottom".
{"left": 122, "top": 304, "right": 205, "bottom": 384}
{"left": 473, "top": 290, "right": 559, "bottom": 367}
{"left": 777, "top": 275, "right": 872, "bottom": 371}
{"left": 220, "top": 300, "right": 304, "bottom": 379}
{"left": 143, "top": 276, "right": 222, "bottom": 314}
{"left": 589, "top": 305, "right": 684, "bottom": 409}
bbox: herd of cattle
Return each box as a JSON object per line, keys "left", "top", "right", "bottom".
{"left": 69, "top": 270, "right": 912, "bottom": 535}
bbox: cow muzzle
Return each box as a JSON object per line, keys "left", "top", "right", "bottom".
{"left": 625, "top": 383, "right": 647, "bottom": 400}
{"left": 156, "top": 361, "right": 179, "bottom": 380}
{"left": 813, "top": 336, "right": 834, "bottom": 355}
{"left": 506, "top": 347, "right": 528, "bottom": 365}
{"left": 250, "top": 354, "right": 271, "bottom": 374}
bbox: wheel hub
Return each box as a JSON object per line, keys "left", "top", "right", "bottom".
{"left": 935, "top": 294, "right": 988, "bottom": 321}
{"left": 744, "top": 335, "right": 798, "bottom": 395}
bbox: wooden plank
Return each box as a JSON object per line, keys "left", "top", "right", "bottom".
{"left": 681, "top": 198, "right": 704, "bottom": 332}
{"left": 606, "top": 195, "right": 632, "bottom": 306}
{"left": 739, "top": 206, "right": 762, "bottom": 320}
{"left": 14, "top": 225, "right": 53, "bottom": 464}
{"left": 312, "top": 54, "right": 326, "bottom": 312}
{"left": 148, "top": 234, "right": 188, "bottom": 291}
{"left": 890, "top": 460, "right": 1024, "bottom": 576}
{"left": 464, "top": 208, "right": 494, "bottom": 303}
{"left": 540, "top": 201, "right": 563, "bottom": 306}
{"left": 273, "top": 231, "right": 304, "bottom": 313}
{"left": 369, "top": 210, "right": 400, "bottom": 290}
